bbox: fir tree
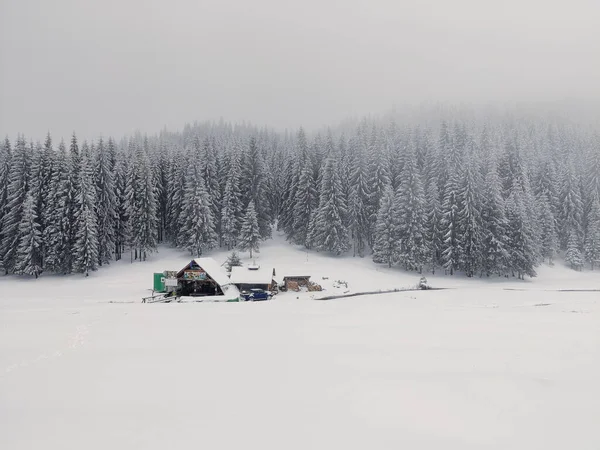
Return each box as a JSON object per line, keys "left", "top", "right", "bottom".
{"left": 457, "top": 142, "right": 483, "bottom": 277}
{"left": 372, "top": 184, "right": 399, "bottom": 267}
{"left": 309, "top": 147, "right": 350, "bottom": 255}
{"left": 538, "top": 193, "right": 558, "bottom": 265}
{"left": 0, "top": 135, "right": 30, "bottom": 273}
{"left": 395, "top": 140, "right": 427, "bottom": 272}
{"left": 225, "top": 250, "right": 242, "bottom": 272}
{"left": 241, "top": 137, "right": 272, "bottom": 239}
{"left": 292, "top": 160, "right": 318, "bottom": 247}
{"left": 480, "top": 160, "right": 509, "bottom": 276}
{"left": 440, "top": 153, "right": 463, "bottom": 275}
{"left": 583, "top": 196, "right": 600, "bottom": 269}
{"left": 505, "top": 190, "right": 537, "bottom": 279}
{"left": 180, "top": 165, "right": 217, "bottom": 256}
{"left": 72, "top": 151, "right": 99, "bottom": 276}
{"left": 239, "top": 200, "right": 261, "bottom": 259}
{"left": 347, "top": 135, "right": 371, "bottom": 257}
{"left": 14, "top": 192, "right": 42, "bottom": 278}
{"left": 565, "top": 229, "right": 584, "bottom": 271}
{"left": 0, "top": 138, "right": 12, "bottom": 262}
{"left": 94, "top": 138, "right": 117, "bottom": 265}
{"left": 221, "top": 148, "right": 243, "bottom": 249}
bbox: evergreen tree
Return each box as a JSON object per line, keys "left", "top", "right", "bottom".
{"left": 366, "top": 126, "right": 390, "bottom": 244}
{"left": 480, "top": 160, "right": 509, "bottom": 276}
{"left": 347, "top": 135, "right": 371, "bottom": 257}
{"left": 14, "top": 192, "right": 42, "bottom": 277}
{"left": 538, "top": 193, "right": 559, "bottom": 265}
{"left": 456, "top": 141, "right": 483, "bottom": 277}
{"left": 241, "top": 137, "right": 271, "bottom": 239}
{"left": 423, "top": 143, "right": 443, "bottom": 274}
{"left": 94, "top": 138, "right": 116, "bottom": 265}
{"left": 558, "top": 161, "right": 584, "bottom": 249}
{"left": 221, "top": 148, "right": 243, "bottom": 249}
{"left": 225, "top": 250, "right": 242, "bottom": 272}
{"left": 565, "top": 229, "right": 584, "bottom": 271}
{"left": 505, "top": 190, "right": 537, "bottom": 279}
{"left": 0, "top": 136, "right": 30, "bottom": 273}
{"left": 583, "top": 196, "right": 600, "bottom": 269}
{"left": 0, "top": 138, "right": 12, "bottom": 260}
{"left": 180, "top": 165, "right": 217, "bottom": 256}
{"left": 309, "top": 147, "right": 350, "bottom": 255}
{"left": 292, "top": 160, "right": 318, "bottom": 247}
{"left": 372, "top": 184, "right": 399, "bottom": 267}
{"left": 239, "top": 200, "right": 261, "bottom": 258}
{"left": 72, "top": 151, "right": 99, "bottom": 276}
{"left": 200, "top": 136, "right": 222, "bottom": 239}
{"left": 440, "top": 144, "right": 463, "bottom": 275}
{"left": 395, "top": 140, "right": 427, "bottom": 272}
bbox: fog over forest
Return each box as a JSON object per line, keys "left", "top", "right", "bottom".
{"left": 2, "top": 0, "right": 600, "bottom": 140}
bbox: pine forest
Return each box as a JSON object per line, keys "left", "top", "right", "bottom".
{"left": 1, "top": 106, "right": 599, "bottom": 279}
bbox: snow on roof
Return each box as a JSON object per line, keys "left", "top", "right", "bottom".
{"left": 192, "top": 258, "right": 232, "bottom": 287}
{"left": 230, "top": 266, "right": 275, "bottom": 285}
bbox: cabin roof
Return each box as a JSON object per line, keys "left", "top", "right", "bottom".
{"left": 177, "top": 257, "right": 232, "bottom": 287}
{"left": 230, "top": 266, "right": 275, "bottom": 285}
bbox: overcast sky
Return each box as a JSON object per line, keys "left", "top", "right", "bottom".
{"left": 1, "top": 0, "right": 599, "bottom": 141}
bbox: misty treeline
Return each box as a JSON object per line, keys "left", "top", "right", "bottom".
{"left": 1, "top": 110, "right": 599, "bottom": 279}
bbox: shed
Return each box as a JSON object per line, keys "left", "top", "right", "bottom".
{"left": 282, "top": 275, "right": 311, "bottom": 291}
{"left": 176, "top": 258, "right": 232, "bottom": 297}
{"left": 230, "top": 265, "right": 276, "bottom": 291}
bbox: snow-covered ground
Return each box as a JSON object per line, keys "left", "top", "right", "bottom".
{"left": 1, "top": 233, "right": 599, "bottom": 449}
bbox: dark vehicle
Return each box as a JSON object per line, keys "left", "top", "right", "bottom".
{"left": 241, "top": 288, "right": 272, "bottom": 301}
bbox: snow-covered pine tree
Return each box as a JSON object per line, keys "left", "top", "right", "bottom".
{"left": 165, "top": 148, "right": 186, "bottom": 247}
{"left": 72, "top": 150, "right": 99, "bottom": 276}
{"left": 292, "top": 156, "right": 318, "bottom": 248}
{"left": 239, "top": 200, "right": 261, "bottom": 259}
{"left": 14, "top": 192, "right": 43, "bottom": 277}
{"left": 505, "top": 189, "right": 537, "bottom": 279}
{"left": 0, "top": 135, "right": 30, "bottom": 274}
{"left": 583, "top": 195, "right": 600, "bottom": 269}
{"left": 127, "top": 140, "right": 158, "bottom": 261}
{"left": 200, "top": 136, "right": 222, "bottom": 240}
{"left": 347, "top": 135, "right": 371, "bottom": 257}
{"left": 558, "top": 160, "right": 584, "bottom": 250}
{"left": 423, "top": 140, "right": 443, "bottom": 274}
{"left": 440, "top": 132, "right": 463, "bottom": 275}
{"left": 241, "top": 137, "right": 272, "bottom": 239}
{"left": 372, "top": 183, "right": 399, "bottom": 267}
{"left": 480, "top": 160, "right": 509, "bottom": 276}
{"left": 94, "top": 138, "right": 116, "bottom": 265}
{"left": 456, "top": 139, "right": 483, "bottom": 277}
{"left": 179, "top": 164, "right": 217, "bottom": 256}
{"left": 113, "top": 148, "right": 130, "bottom": 261}
{"left": 565, "top": 229, "right": 584, "bottom": 271}
{"left": 42, "top": 140, "right": 66, "bottom": 272}
{"left": 366, "top": 125, "right": 390, "bottom": 246}
{"left": 537, "top": 193, "right": 559, "bottom": 265}
{"left": 0, "top": 138, "right": 12, "bottom": 263}
{"left": 221, "top": 146, "right": 243, "bottom": 249}
{"left": 225, "top": 250, "right": 242, "bottom": 272}
{"left": 395, "top": 138, "right": 427, "bottom": 272}
{"left": 309, "top": 140, "right": 350, "bottom": 255}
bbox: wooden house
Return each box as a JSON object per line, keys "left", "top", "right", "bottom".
{"left": 229, "top": 265, "right": 277, "bottom": 292}
{"left": 176, "top": 258, "right": 233, "bottom": 297}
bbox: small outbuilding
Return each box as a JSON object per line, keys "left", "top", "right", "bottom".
{"left": 176, "top": 258, "right": 233, "bottom": 297}
{"left": 230, "top": 265, "right": 277, "bottom": 292}
{"left": 282, "top": 275, "right": 311, "bottom": 291}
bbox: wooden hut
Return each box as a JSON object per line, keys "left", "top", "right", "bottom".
{"left": 176, "top": 258, "right": 232, "bottom": 297}
{"left": 230, "top": 265, "right": 277, "bottom": 292}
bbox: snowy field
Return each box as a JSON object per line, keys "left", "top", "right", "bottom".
{"left": 1, "top": 234, "right": 599, "bottom": 449}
